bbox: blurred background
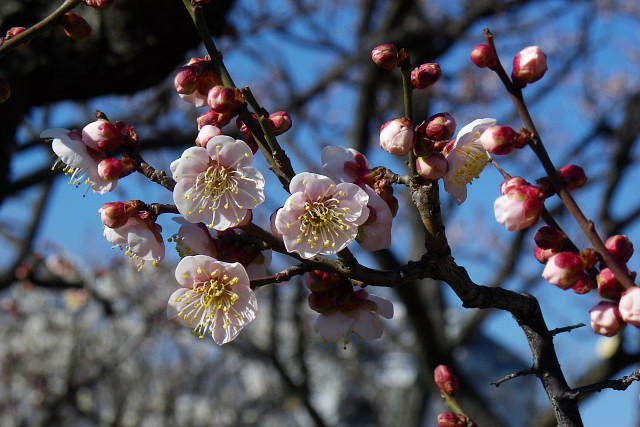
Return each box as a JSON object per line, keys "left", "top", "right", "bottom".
{"left": 1, "top": 0, "right": 639, "bottom": 426}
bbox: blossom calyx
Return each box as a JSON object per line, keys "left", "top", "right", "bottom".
{"left": 479, "top": 125, "right": 517, "bottom": 155}
{"left": 61, "top": 13, "right": 92, "bottom": 41}
{"left": 512, "top": 46, "right": 547, "bottom": 87}
{"left": 425, "top": 112, "right": 456, "bottom": 141}
{"left": 558, "top": 164, "right": 587, "bottom": 190}
{"left": 207, "top": 85, "right": 245, "bottom": 114}
{"left": 0, "top": 77, "right": 10, "bottom": 103}
{"left": 470, "top": 44, "right": 498, "bottom": 68}
{"left": 434, "top": 365, "right": 459, "bottom": 396}
{"left": 542, "top": 252, "right": 585, "bottom": 289}
{"left": 380, "top": 117, "right": 415, "bottom": 156}
{"left": 82, "top": 119, "right": 124, "bottom": 152}
{"left": 371, "top": 44, "right": 407, "bottom": 70}
{"left": 605, "top": 235, "right": 634, "bottom": 263}
{"left": 411, "top": 63, "right": 442, "bottom": 90}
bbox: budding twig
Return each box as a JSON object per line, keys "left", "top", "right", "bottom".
{"left": 565, "top": 369, "right": 640, "bottom": 400}
{"left": 549, "top": 323, "right": 585, "bottom": 336}
{"left": 490, "top": 368, "right": 536, "bottom": 387}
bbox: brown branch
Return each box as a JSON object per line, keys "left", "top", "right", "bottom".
{"left": 565, "top": 369, "right": 640, "bottom": 400}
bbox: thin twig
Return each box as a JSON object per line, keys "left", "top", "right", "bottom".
{"left": 490, "top": 368, "right": 536, "bottom": 387}
{"left": 565, "top": 369, "right": 640, "bottom": 400}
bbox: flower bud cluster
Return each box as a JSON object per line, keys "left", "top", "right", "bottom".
{"left": 174, "top": 57, "right": 223, "bottom": 107}
{"left": 82, "top": 118, "right": 138, "bottom": 181}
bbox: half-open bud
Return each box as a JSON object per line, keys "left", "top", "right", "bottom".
{"left": 195, "top": 124, "right": 223, "bottom": 147}
{"left": 380, "top": 118, "right": 415, "bottom": 156}
{"left": 82, "top": 119, "right": 123, "bottom": 152}
{"left": 590, "top": 301, "right": 626, "bottom": 336}
{"left": 512, "top": 46, "right": 547, "bottom": 87}
{"left": 619, "top": 287, "right": 640, "bottom": 327}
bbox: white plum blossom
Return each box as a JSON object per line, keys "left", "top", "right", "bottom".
{"left": 167, "top": 255, "right": 257, "bottom": 345}
{"left": 314, "top": 290, "right": 394, "bottom": 342}
{"left": 171, "top": 135, "right": 265, "bottom": 231}
{"left": 274, "top": 172, "right": 369, "bottom": 258}
{"left": 102, "top": 214, "right": 165, "bottom": 268}
{"left": 41, "top": 128, "right": 117, "bottom": 194}
{"left": 443, "top": 118, "right": 496, "bottom": 204}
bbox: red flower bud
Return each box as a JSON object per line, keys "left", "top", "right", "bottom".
{"left": 470, "top": 44, "right": 498, "bottom": 68}
{"left": 83, "top": 0, "right": 115, "bottom": 10}
{"left": 437, "top": 412, "right": 467, "bottom": 427}
{"left": 61, "top": 13, "right": 92, "bottom": 41}
{"left": 207, "top": 85, "right": 245, "bottom": 114}
{"left": 411, "top": 63, "right": 442, "bottom": 89}
{"left": 605, "top": 235, "right": 634, "bottom": 263}
{"left": 97, "top": 157, "right": 135, "bottom": 181}
{"left": 174, "top": 66, "right": 199, "bottom": 95}
{"left": 572, "top": 273, "right": 597, "bottom": 295}
{"left": 197, "top": 109, "right": 233, "bottom": 129}
{"left": 534, "top": 226, "right": 566, "bottom": 250}
{"left": 425, "top": 112, "right": 456, "bottom": 141}
{"left": 82, "top": 119, "right": 123, "bottom": 152}
{"left": 479, "top": 125, "right": 517, "bottom": 155}
{"left": 434, "top": 365, "right": 459, "bottom": 396}
{"left": 269, "top": 111, "right": 293, "bottom": 135}
{"left": 6, "top": 27, "right": 29, "bottom": 49}
{"left": 558, "top": 164, "right": 587, "bottom": 190}
{"left": 597, "top": 268, "right": 625, "bottom": 300}
{"left": 371, "top": 44, "right": 406, "bottom": 70}
{"left": 0, "top": 77, "right": 10, "bottom": 103}
{"left": 100, "top": 202, "right": 128, "bottom": 228}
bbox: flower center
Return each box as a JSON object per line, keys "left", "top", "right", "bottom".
{"left": 452, "top": 143, "right": 489, "bottom": 186}
{"left": 189, "top": 164, "right": 240, "bottom": 213}
{"left": 297, "top": 196, "right": 351, "bottom": 249}
{"left": 174, "top": 269, "right": 241, "bottom": 339}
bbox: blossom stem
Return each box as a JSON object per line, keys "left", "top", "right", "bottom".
{"left": 400, "top": 62, "right": 417, "bottom": 176}
{"left": 250, "top": 264, "right": 310, "bottom": 289}
{"left": 484, "top": 28, "right": 635, "bottom": 290}
{"left": 0, "top": 0, "right": 81, "bottom": 59}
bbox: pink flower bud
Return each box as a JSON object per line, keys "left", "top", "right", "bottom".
{"left": 82, "top": 119, "right": 123, "bottom": 152}
{"left": 197, "top": 109, "right": 233, "bottom": 129}
{"left": 174, "top": 66, "right": 199, "bottom": 95}
{"left": 534, "top": 226, "right": 566, "bottom": 250}
{"left": 558, "top": 164, "right": 587, "bottom": 190}
{"left": 380, "top": 118, "right": 415, "bottom": 156}
{"left": 605, "top": 235, "right": 634, "bottom": 263}
{"left": 190, "top": 58, "right": 223, "bottom": 96}
{"left": 479, "top": 125, "right": 517, "bottom": 155}
{"left": 100, "top": 202, "right": 129, "bottom": 228}
{"left": 434, "top": 365, "right": 459, "bottom": 396}
{"left": 425, "top": 112, "right": 456, "bottom": 141}
{"left": 437, "top": 412, "right": 467, "bottom": 427}
{"left": 534, "top": 246, "right": 557, "bottom": 264}
{"left": 542, "top": 252, "right": 585, "bottom": 289}
{"left": 597, "top": 268, "right": 625, "bottom": 300}
{"left": 61, "top": 13, "right": 91, "bottom": 41}
{"left": 470, "top": 44, "right": 498, "bottom": 68}
{"left": 269, "top": 111, "right": 293, "bottom": 135}
{"left": 83, "top": 0, "right": 116, "bottom": 10}
{"left": 618, "top": 287, "right": 640, "bottom": 327}
{"left": 512, "top": 46, "right": 548, "bottom": 87}
{"left": 500, "top": 176, "right": 528, "bottom": 194}
{"left": 97, "top": 158, "right": 135, "bottom": 181}
{"left": 207, "top": 85, "right": 245, "bottom": 114}
{"left": 195, "top": 124, "right": 223, "bottom": 147}
{"left": 590, "top": 301, "right": 626, "bottom": 336}
{"left": 416, "top": 153, "right": 447, "bottom": 180}
{"left": 411, "top": 63, "right": 442, "bottom": 90}
{"left": 6, "top": 27, "right": 29, "bottom": 49}
{"left": 494, "top": 179, "right": 544, "bottom": 231}
{"left": 371, "top": 44, "right": 405, "bottom": 70}
{"left": 0, "top": 77, "right": 10, "bottom": 103}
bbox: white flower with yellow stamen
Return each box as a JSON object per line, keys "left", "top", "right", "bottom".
{"left": 171, "top": 135, "right": 265, "bottom": 230}
{"left": 443, "top": 118, "right": 496, "bottom": 204}
{"left": 167, "top": 255, "right": 257, "bottom": 345}
{"left": 275, "top": 172, "right": 369, "bottom": 259}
